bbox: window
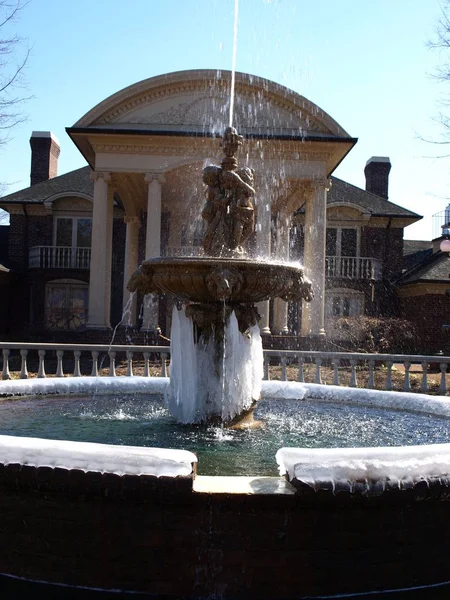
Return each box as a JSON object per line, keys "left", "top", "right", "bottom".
{"left": 326, "top": 290, "right": 364, "bottom": 319}
{"left": 45, "top": 279, "right": 88, "bottom": 330}
{"left": 55, "top": 217, "right": 92, "bottom": 248}
{"left": 326, "top": 227, "right": 358, "bottom": 257}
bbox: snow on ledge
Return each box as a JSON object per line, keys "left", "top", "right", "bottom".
{"left": 276, "top": 444, "right": 450, "bottom": 493}
{"left": 0, "top": 376, "right": 170, "bottom": 397}
{"left": 0, "top": 434, "right": 197, "bottom": 478}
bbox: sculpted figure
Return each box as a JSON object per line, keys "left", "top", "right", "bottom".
{"left": 127, "top": 266, "right": 155, "bottom": 296}
{"left": 201, "top": 134, "right": 256, "bottom": 257}
{"left": 205, "top": 267, "right": 244, "bottom": 301}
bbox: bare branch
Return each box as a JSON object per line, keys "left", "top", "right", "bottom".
{"left": 0, "top": 0, "right": 32, "bottom": 193}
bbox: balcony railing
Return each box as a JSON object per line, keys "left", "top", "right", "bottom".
{"left": 29, "top": 246, "right": 91, "bottom": 270}
{"left": 326, "top": 256, "right": 382, "bottom": 280}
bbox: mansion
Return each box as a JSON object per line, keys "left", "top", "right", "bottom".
{"left": 2, "top": 69, "right": 444, "bottom": 350}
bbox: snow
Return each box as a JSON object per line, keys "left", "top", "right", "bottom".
{"left": 0, "top": 434, "right": 196, "bottom": 477}
{"left": 276, "top": 444, "right": 450, "bottom": 492}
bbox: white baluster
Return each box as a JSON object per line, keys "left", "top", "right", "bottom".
{"left": 37, "top": 350, "right": 46, "bottom": 378}
{"left": 126, "top": 351, "right": 134, "bottom": 376}
{"left": 315, "top": 358, "right": 322, "bottom": 384}
{"left": 73, "top": 351, "right": 81, "bottom": 377}
{"left": 281, "top": 355, "right": 287, "bottom": 381}
{"left": 20, "top": 349, "right": 28, "bottom": 379}
{"left": 332, "top": 359, "right": 340, "bottom": 386}
{"left": 56, "top": 350, "right": 64, "bottom": 377}
{"left": 403, "top": 361, "right": 411, "bottom": 392}
{"left": 350, "top": 359, "right": 357, "bottom": 387}
{"left": 386, "top": 360, "right": 393, "bottom": 391}
{"left": 91, "top": 351, "right": 99, "bottom": 377}
{"left": 109, "top": 351, "right": 116, "bottom": 377}
{"left": 144, "top": 352, "right": 150, "bottom": 377}
{"left": 264, "top": 355, "right": 270, "bottom": 381}
{"left": 439, "top": 363, "right": 447, "bottom": 395}
{"left": 297, "top": 356, "right": 304, "bottom": 382}
{"left": 2, "top": 349, "right": 10, "bottom": 380}
{"left": 368, "top": 359, "right": 375, "bottom": 389}
{"left": 161, "top": 353, "right": 168, "bottom": 377}
{"left": 421, "top": 361, "right": 428, "bottom": 393}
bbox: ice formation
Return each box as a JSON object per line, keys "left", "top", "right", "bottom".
{"left": 169, "top": 307, "right": 263, "bottom": 423}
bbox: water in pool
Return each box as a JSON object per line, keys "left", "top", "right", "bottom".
{"left": 1, "top": 393, "right": 450, "bottom": 475}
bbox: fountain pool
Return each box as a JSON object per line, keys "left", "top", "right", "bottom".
{"left": 2, "top": 380, "right": 450, "bottom": 598}
{"left": 2, "top": 377, "right": 450, "bottom": 479}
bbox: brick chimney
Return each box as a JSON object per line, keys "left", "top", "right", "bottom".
{"left": 364, "top": 156, "right": 391, "bottom": 199}
{"left": 29, "top": 131, "right": 60, "bottom": 186}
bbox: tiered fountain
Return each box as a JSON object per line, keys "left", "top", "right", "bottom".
{"left": 128, "top": 126, "right": 313, "bottom": 425}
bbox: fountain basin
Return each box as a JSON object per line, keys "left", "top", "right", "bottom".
{"left": 128, "top": 257, "right": 313, "bottom": 304}
{"left": 2, "top": 379, "right": 450, "bottom": 598}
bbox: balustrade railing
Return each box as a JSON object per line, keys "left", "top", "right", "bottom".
{"left": 1, "top": 343, "right": 449, "bottom": 396}
{"left": 325, "top": 256, "right": 382, "bottom": 280}
{"left": 29, "top": 246, "right": 91, "bottom": 269}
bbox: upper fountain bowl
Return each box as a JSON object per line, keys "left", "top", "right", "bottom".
{"left": 128, "top": 256, "right": 313, "bottom": 305}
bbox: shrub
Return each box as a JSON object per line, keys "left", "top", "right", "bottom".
{"left": 334, "top": 316, "right": 419, "bottom": 354}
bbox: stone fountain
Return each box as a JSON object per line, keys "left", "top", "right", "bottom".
{"left": 128, "top": 127, "right": 313, "bottom": 424}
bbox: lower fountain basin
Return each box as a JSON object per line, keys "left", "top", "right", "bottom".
{"left": 1, "top": 378, "right": 450, "bottom": 598}
{"left": 128, "top": 256, "right": 313, "bottom": 303}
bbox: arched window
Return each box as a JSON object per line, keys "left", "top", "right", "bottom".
{"left": 45, "top": 279, "right": 88, "bottom": 330}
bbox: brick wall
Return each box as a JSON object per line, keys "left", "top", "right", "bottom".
{"left": 0, "top": 463, "right": 450, "bottom": 598}
{"left": 401, "top": 293, "right": 450, "bottom": 353}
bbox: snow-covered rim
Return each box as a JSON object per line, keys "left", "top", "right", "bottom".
{"left": 1, "top": 377, "right": 450, "bottom": 482}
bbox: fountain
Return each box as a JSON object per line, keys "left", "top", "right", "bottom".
{"left": 2, "top": 70, "right": 450, "bottom": 598}
{"left": 128, "top": 125, "right": 313, "bottom": 425}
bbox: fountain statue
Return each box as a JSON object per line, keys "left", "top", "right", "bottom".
{"left": 128, "top": 126, "right": 313, "bottom": 424}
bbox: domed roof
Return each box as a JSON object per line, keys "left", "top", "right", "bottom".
{"left": 73, "top": 69, "right": 350, "bottom": 139}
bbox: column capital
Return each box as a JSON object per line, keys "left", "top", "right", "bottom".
{"left": 90, "top": 170, "right": 111, "bottom": 183}
{"left": 144, "top": 172, "right": 166, "bottom": 185}
{"left": 311, "top": 177, "right": 332, "bottom": 191}
{"left": 124, "top": 215, "right": 141, "bottom": 226}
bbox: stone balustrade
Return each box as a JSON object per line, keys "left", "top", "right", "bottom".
{"left": 0, "top": 342, "right": 449, "bottom": 395}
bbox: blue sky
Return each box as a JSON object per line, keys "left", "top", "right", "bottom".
{"left": 1, "top": 0, "right": 448, "bottom": 240}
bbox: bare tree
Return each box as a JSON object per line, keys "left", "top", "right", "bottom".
{"left": 0, "top": 0, "right": 31, "bottom": 148}
{"left": 0, "top": 209, "right": 9, "bottom": 224}
{"left": 426, "top": 1, "right": 450, "bottom": 156}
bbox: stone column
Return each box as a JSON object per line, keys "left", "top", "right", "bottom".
{"left": 255, "top": 199, "right": 272, "bottom": 334}
{"left": 273, "top": 211, "right": 290, "bottom": 334}
{"left": 88, "top": 171, "right": 113, "bottom": 329}
{"left": 141, "top": 173, "right": 165, "bottom": 332}
{"left": 301, "top": 178, "right": 329, "bottom": 337}
{"left": 122, "top": 215, "right": 141, "bottom": 326}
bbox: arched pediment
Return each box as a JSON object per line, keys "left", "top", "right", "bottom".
{"left": 327, "top": 203, "right": 371, "bottom": 223}
{"left": 74, "top": 70, "right": 349, "bottom": 138}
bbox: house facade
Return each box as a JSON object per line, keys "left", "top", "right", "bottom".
{"left": 0, "top": 70, "right": 422, "bottom": 346}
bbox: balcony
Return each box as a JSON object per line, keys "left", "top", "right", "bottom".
{"left": 325, "top": 256, "right": 382, "bottom": 280}
{"left": 29, "top": 246, "right": 91, "bottom": 270}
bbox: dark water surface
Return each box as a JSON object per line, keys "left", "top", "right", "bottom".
{"left": 1, "top": 393, "right": 450, "bottom": 476}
